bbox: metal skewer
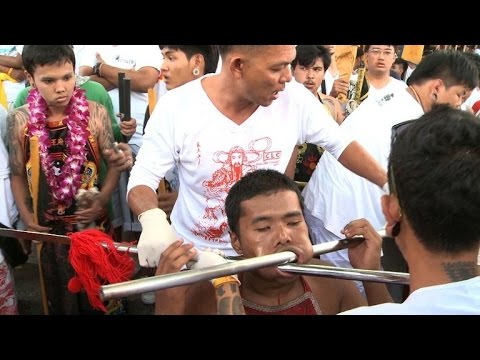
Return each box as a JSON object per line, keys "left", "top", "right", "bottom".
{"left": 278, "top": 264, "right": 409, "bottom": 285}
{"left": 0, "top": 228, "right": 137, "bottom": 254}
{"left": 100, "top": 233, "right": 387, "bottom": 300}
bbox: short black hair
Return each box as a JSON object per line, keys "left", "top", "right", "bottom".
{"left": 463, "top": 51, "right": 480, "bottom": 83}
{"left": 407, "top": 50, "right": 478, "bottom": 90}
{"left": 22, "top": 45, "right": 75, "bottom": 75}
{"left": 160, "top": 45, "right": 219, "bottom": 74}
{"left": 291, "top": 45, "right": 331, "bottom": 71}
{"left": 389, "top": 104, "right": 480, "bottom": 254}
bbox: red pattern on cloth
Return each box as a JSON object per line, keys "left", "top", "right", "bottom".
{"left": 0, "top": 258, "right": 18, "bottom": 315}
{"left": 243, "top": 276, "right": 322, "bottom": 315}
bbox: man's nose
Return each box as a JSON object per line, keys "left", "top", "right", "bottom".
{"left": 55, "top": 82, "right": 66, "bottom": 93}
{"left": 275, "top": 224, "right": 292, "bottom": 245}
{"left": 281, "top": 66, "right": 293, "bottom": 83}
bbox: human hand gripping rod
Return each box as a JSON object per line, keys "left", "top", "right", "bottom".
{"left": 100, "top": 229, "right": 407, "bottom": 301}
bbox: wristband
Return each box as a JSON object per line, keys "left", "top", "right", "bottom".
{"left": 98, "top": 62, "right": 104, "bottom": 77}
{"left": 212, "top": 275, "right": 240, "bottom": 289}
{"left": 93, "top": 62, "right": 103, "bottom": 76}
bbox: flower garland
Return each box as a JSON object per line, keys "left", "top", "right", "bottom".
{"left": 27, "top": 87, "right": 90, "bottom": 209}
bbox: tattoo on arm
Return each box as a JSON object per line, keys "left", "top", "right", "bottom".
{"left": 442, "top": 261, "right": 477, "bottom": 281}
{"left": 7, "top": 108, "right": 28, "bottom": 176}
{"left": 89, "top": 101, "right": 115, "bottom": 153}
{"left": 215, "top": 283, "right": 245, "bottom": 315}
{"left": 216, "top": 286, "right": 225, "bottom": 297}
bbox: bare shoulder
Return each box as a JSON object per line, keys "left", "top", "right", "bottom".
{"left": 7, "top": 105, "right": 30, "bottom": 134}
{"left": 87, "top": 100, "right": 107, "bottom": 136}
{"left": 88, "top": 99, "right": 107, "bottom": 116}
{"left": 7, "top": 105, "right": 30, "bottom": 175}
{"left": 304, "top": 258, "right": 362, "bottom": 315}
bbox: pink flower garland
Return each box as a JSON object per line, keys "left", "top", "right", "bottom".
{"left": 27, "top": 87, "right": 90, "bottom": 209}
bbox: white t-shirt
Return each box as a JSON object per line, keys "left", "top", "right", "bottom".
{"left": 0, "top": 45, "right": 25, "bottom": 108}
{"left": 462, "top": 87, "right": 480, "bottom": 113}
{"left": 0, "top": 106, "right": 18, "bottom": 228}
{"left": 128, "top": 77, "right": 352, "bottom": 255}
{"left": 340, "top": 277, "right": 480, "bottom": 315}
{"left": 73, "top": 45, "right": 86, "bottom": 74}
{"left": 303, "top": 80, "right": 421, "bottom": 253}
{"left": 80, "top": 45, "right": 162, "bottom": 151}
{"left": 322, "top": 69, "right": 339, "bottom": 96}
{"left": 404, "top": 64, "right": 415, "bottom": 83}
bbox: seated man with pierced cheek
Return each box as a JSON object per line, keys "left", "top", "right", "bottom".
{"left": 153, "top": 169, "right": 391, "bottom": 315}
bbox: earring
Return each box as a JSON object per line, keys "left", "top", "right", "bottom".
{"left": 391, "top": 222, "right": 401, "bottom": 237}
{"left": 193, "top": 67, "right": 200, "bottom": 76}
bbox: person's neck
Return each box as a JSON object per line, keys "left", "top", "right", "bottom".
{"left": 240, "top": 272, "right": 303, "bottom": 306}
{"left": 365, "top": 71, "right": 391, "bottom": 89}
{"left": 407, "top": 84, "right": 429, "bottom": 113}
{"left": 46, "top": 105, "right": 67, "bottom": 120}
{"left": 406, "top": 242, "right": 479, "bottom": 294}
{"left": 202, "top": 74, "right": 258, "bottom": 125}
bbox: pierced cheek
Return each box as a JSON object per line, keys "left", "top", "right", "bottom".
{"left": 253, "top": 241, "right": 273, "bottom": 257}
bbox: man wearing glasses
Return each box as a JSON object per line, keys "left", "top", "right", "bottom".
{"left": 345, "top": 45, "right": 404, "bottom": 117}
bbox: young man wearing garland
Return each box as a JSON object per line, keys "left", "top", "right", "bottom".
{"left": 7, "top": 45, "right": 132, "bottom": 315}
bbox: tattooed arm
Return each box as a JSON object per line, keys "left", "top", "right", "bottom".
{"left": 7, "top": 107, "right": 50, "bottom": 232}
{"left": 215, "top": 282, "right": 245, "bottom": 315}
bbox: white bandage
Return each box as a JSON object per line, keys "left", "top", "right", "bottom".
{"left": 137, "top": 208, "right": 177, "bottom": 267}
{"left": 187, "top": 249, "right": 240, "bottom": 285}
{"left": 187, "top": 249, "right": 228, "bottom": 271}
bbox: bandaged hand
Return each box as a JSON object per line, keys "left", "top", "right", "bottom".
{"left": 138, "top": 208, "right": 177, "bottom": 267}
{"left": 187, "top": 248, "right": 229, "bottom": 270}
{"left": 187, "top": 248, "right": 240, "bottom": 286}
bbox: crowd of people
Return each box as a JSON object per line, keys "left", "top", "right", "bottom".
{"left": 0, "top": 44, "right": 479, "bottom": 315}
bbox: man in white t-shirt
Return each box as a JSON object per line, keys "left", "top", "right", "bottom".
{"left": 0, "top": 105, "right": 19, "bottom": 314}
{"left": 341, "top": 106, "right": 480, "bottom": 315}
{"left": 127, "top": 45, "right": 388, "bottom": 268}
{"left": 79, "top": 45, "right": 161, "bottom": 155}
{"left": 461, "top": 52, "right": 480, "bottom": 116}
{"left": 0, "top": 45, "right": 26, "bottom": 111}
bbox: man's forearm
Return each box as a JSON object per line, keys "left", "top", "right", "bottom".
{"left": 338, "top": 141, "right": 387, "bottom": 187}
{"left": 0, "top": 54, "right": 23, "bottom": 68}
{"left": 89, "top": 75, "right": 116, "bottom": 91}
{"left": 10, "top": 175, "right": 35, "bottom": 226}
{"left": 363, "top": 282, "right": 393, "bottom": 306}
{"left": 97, "top": 168, "right": 121, "bottom": 207}
{"left": 127, "top": 185, "right": 159, "bottom": 218}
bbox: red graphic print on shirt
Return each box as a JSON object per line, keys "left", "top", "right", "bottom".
{"left": 192, "top": 137, "right": 282, "bottom": 242}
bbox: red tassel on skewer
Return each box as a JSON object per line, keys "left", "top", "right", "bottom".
{"left": 67, "top": 229, "right": 135, "bottom": 312}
